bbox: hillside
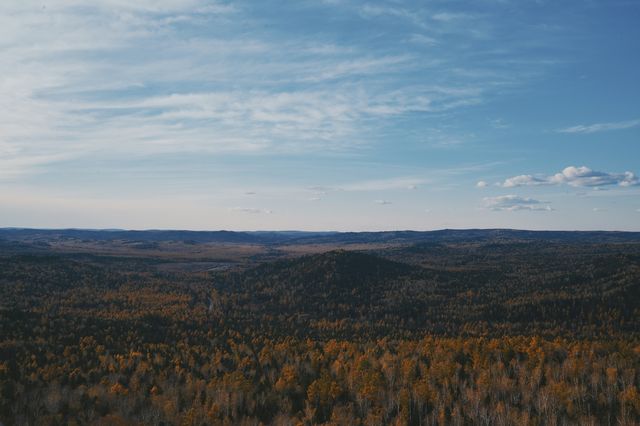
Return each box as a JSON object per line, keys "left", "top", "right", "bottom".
{"left": 206, "top": 244, "right": 640, "bottom": 339}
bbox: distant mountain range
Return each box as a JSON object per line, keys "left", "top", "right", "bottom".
{"left": 1, "top": 227, "right": 640, "bottom": 245}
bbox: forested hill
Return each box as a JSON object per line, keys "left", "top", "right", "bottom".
{"left": 213, "top": 246, "right": 640, "bottom": 339}
{"left": 236, "top": 250, "right": 420, "bottom": 289}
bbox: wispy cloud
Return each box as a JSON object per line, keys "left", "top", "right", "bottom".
{"left": 490, "top": 118, "right": 509, "bottom": 129}
{"left": 409, "top": 34, "right": 437, "bottom": 46}
{"left": 358, "top": 4, "right": 426, "bottom": 28}
{"left": 0, "top": 12, "right": 495, "bottom": 178}
{"left": 502, "top": 174, "right": 551, "bottom": 188}
{"left": 500, "top": 166, "right": 639, "bottom": 188}
{"left": 0, "top": 153, "right": 76, "bottom": 179}
{"left": 431, "top": 12, "right": 476, "bottom": 23}
{"left": 558, "top": 118, "right": 640, "bottom": 134}
{"left": 483, "top": 195, "right": 552, "bottom": 212}
{"left": 374, "top": 200, "right": 392, "bottom": 205}
{"left": 0, "top": 0, "right": 560, "bottom": 181}
{"left": 341, "top": 177, "right": 426, "bottom": 192}
{"left": 231, "top": 207, "right": 273, "bottom": 215}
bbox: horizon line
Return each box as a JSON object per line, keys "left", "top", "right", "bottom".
{"left": 1, "top": 227, "right": 639, "bottom": 234}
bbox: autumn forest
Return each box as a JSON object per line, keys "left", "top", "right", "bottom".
{"left": 1, "top": 229, "right": 639, "bottom": 425}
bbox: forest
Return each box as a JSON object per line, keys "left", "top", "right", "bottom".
{"left": 0, "top": 229, "right": 639, "bottom": 425}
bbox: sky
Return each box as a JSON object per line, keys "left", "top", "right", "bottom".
{"left": 1, "top": 0, "right": 639, "bottom": 231}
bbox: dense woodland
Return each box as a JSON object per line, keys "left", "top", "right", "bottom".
{"left": 1, "top": 232, "right": 639, "bottom": 425}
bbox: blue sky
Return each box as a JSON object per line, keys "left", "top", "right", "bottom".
{"left": 1, "top": 0, "right": 639, "bottom": 231}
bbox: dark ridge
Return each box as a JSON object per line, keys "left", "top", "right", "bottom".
{"left": 212, "top": 250, "right": 432, "bottom": 337}
{"left": 239, "top": 249, "right": 420, "bottom": 288}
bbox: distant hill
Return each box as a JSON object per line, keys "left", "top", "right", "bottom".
{"left": 284, "top": 228, "right": 640, "bottom": 244}
{"left": 2, "top": 227, "right": 640, "bottom": 247}
{"left": 0, "top": 228, "right": 276, "bottom": 244}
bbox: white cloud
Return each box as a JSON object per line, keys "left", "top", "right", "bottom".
{"left": 551, "top": 166, "right": 638, "bottom": 187}
{"left": 592, "top": 207, "right": 606, "bottom": 212}
{"left": 558, "top": 118, "right": 640, "bottom": 134}
{"left": 500, "top": 166, "right": 639, "bottom": 188}
{"left": 476, "top": 180, "right": 488, "bottom": 188}
{"left": 374, "top": 200, "right": 392, "bottom": 205}
{"left": 483, "top": 195, "right": 552, "bottom": 212}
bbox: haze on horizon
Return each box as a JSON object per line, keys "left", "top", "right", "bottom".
{"left": 1, "top": 0, "right": 639, "bottom": 231}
